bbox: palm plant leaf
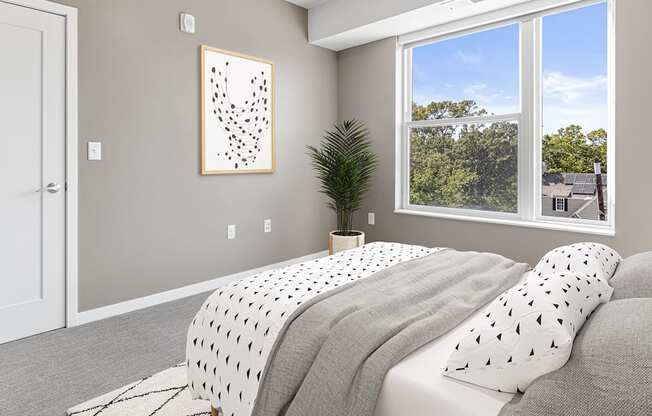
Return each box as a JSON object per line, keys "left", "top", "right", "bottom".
{"left": 307, "top": 120, "right": 378, "bottom": 233}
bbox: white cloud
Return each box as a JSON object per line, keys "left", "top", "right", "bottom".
{"left": 543, "top": 71, "right": 607, "bottom": 104}
{"left": 542, "top": 71, "right": 609, "bottom": 132}
{"left": 412, "top": 90, "right": 445, "bottom": 106}
{"left": 454, "top": 50, "right": 483, "bottom": 64}
{"left": 543, "top": 104, "right": 608, "bottom": 134}
{"left": 462, "top": 83, "right": 513, "bottom": 108}
{"left": 463, "top": 83, "right": 494, "bottom": 101}
{"left": 463, "top": 83, "right": 487, "bottom": 94}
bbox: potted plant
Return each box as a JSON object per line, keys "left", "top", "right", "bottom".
{"left": 307, "top": 119, "right": 378, "bottom": 255}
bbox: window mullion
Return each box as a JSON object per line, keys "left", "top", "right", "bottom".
{"left": 519, "top": 19, "right": 535, "bottom": 222}
{"left": 531, "top": 17, "right": 543, "bottom": 222}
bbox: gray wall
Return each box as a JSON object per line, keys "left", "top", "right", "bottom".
{"left": 337, "top": 1, "right": 652, "bottom": 265}
{"left": 55, "top": 0, "right": 337, "bottom": 311}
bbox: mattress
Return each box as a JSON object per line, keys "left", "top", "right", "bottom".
{"left": 374, "top": 307, "right": 515, "bottom": 416}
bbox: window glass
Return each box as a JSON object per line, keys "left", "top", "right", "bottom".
{"left": 411, "top": 24, "right": 520, "bottom": 120}
{"left": 541, "top": 3, "right": 608, "bottom": 222}
{"left": 409, "top": 121, "right": 518, "bottom": 213}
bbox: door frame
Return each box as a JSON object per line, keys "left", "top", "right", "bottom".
{"left": 3, "top": 0, "right": 79, "bottom": 327}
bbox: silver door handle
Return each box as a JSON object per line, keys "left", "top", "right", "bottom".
{"left": 36, "top": 182, "right": 61, "bottom": 194}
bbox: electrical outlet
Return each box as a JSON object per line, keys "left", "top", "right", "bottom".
{"left": 264, "top": 219, "right": 272, "bottom": 233}
{"left": 368, "top": 212, "right": 375, "bottom": 225}
{"left": 227, "top": 224, "right": 236, "bottom": 240}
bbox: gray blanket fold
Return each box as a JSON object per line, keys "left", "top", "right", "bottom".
{"left": 252, "top": 249, "right": 529, "bottom": 416}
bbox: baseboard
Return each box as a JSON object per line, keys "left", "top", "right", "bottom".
{"left": 75, "top": 250, "right": 328, "bottom": 326}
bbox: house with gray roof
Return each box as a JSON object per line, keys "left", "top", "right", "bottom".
{"left": 542, "top": 173, "right": 607, "bottom": 221}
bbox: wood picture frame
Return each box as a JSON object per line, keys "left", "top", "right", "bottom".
{"left": 200, "top": 45, "right": 276, "bottom": 175}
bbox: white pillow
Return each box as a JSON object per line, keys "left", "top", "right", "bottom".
{"left": 443, "top": 271, "right": 613, "bottom": 393}
{"left": 533, "top": 242, "right": 621, "bottom": 281}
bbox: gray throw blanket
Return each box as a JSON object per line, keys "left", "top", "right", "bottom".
{"left": 252, "top": 249, "right": 528, "bottom": 416}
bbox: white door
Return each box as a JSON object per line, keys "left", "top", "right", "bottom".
{"left": 0, "top": 1, "right": 66, "bottom": 344}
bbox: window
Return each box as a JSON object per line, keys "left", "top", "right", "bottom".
{"left": 541, "top": 3, "right": 609, "bottom": 223}
{"left": 553, "top": 197, "right": 568, "bottom": 212}
{"left": 408, "top": 24, "right": 520, "bottom": 214}
{"left": 398, "top": 0, "right": 614, "bottom": 234}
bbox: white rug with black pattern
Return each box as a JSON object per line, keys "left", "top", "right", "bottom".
{"left": 66, "top": 364, "right": 210, "bottom": 416}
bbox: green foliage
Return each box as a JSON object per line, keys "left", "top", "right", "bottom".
{"left": 542, "top": 125, "right": 607, "bottom": 173}
{"left": 412, "top": 100, "right": 487, "bottom": 120}
{"left": 410, "top": 100, "right": 607, "bottom": 212}
{"left": 410, "top": 101, "right": 518, "bottom": 212}
{"left": 307, "top": 120, "right": 378, "bottom": 234}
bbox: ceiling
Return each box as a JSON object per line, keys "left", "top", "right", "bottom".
{"left": 287, "top": 0, "right": 538, "bottom": 51}
{"left": 285, "top": 0, "right": 329, "bottom": 9}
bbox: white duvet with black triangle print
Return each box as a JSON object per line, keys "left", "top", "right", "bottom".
{"left": 186, "top": 242, "right": 440, "bottom": 416}
{"left": 444, "top": 242, "right": 620, "bottom": 393}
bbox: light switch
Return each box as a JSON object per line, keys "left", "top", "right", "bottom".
{"left": 264, "top": 219, "right": 272, "bottom": 233}
{"left": 368, "top": 212, "right": 375, "bottom": 225}
{"left": 88, "top": 141, "right": 102, "bottom": 161}
{"left": 227, "top": 224, "right": 236, "bottom": 240}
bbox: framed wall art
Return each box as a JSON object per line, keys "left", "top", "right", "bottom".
{"left": 201, "top": 45, "right": 276, "bottom": 174}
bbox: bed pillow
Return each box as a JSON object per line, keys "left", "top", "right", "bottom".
{"left": 610, "top": 252, "right": 652, "bottom": 300}
{"left": 532, "top": 242, "right": 621, "bottom": 281}
{"left": 443, "top": 270, "right": 613, "bottom": 393}
{"left": 499, "top": 298, "right": 652, "bottom": 416}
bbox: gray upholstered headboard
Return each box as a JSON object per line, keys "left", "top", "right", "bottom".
{"left": 610, "top": 252, "right": 652, "bottom": 300}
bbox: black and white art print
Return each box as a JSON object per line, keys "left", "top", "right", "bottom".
{"left": 201, "top": 46, "right": 275, "bottom": 174}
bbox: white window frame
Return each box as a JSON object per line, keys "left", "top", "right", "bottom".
{"left": 395, "top": 0, "right": 615, "bottom": 236}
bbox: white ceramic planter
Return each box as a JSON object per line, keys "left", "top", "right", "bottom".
{"left": 328, "top": 230, "right": 365, "bottom": 255}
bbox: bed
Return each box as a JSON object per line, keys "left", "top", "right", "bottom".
{"left": 187, "top": 242, "right": 525, "bottom": 416}
{"left": 187, "top": 241, "right": 647, "bottom": 416}
{"left": 203, "top": 313, "right": 515, "bottom": 416}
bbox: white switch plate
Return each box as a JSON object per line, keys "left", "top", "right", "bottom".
{"left": 227, "top": 224, "right": 236, "bottom": 240}
{"left": 179, "top": 12, "right": 195, "bottom": 34}
{"left": 87, "top": 141, "right": 102, "bottom": 161}
{"left": 264, "top": 219, "right": 272, "bottom": 233}
{"left": 368, "top": 212, "right": 375, "bottom": 225}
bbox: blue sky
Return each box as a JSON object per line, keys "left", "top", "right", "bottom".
{"left": 412, "top": 2, "right": 608, "bottom": 134}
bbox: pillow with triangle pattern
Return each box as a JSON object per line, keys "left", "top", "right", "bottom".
{"left": 442, "top": 270, "right": 614, "bottom": 393}
{"left": 532, "top": 242, "right": 621, "bottom": 281}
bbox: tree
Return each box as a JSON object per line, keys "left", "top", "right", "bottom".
{"left": 542, "top": 126, "right": 607, "bottom": 173}
{"left": 412, "top": 100, "right": 486, "bottom": 120}
{"left": 410, "top": 100, "right": 517, "bottom": 212}
{"left": 410, "top": 100, "right": 607, "bottom": 212}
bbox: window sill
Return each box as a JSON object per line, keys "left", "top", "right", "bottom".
{"left": 394, "top": 208, "right": 616, "bottom": 237}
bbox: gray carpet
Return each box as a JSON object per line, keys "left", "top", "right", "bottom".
{"left": 0, "top": 292, "right": 210, "bottom": 416}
